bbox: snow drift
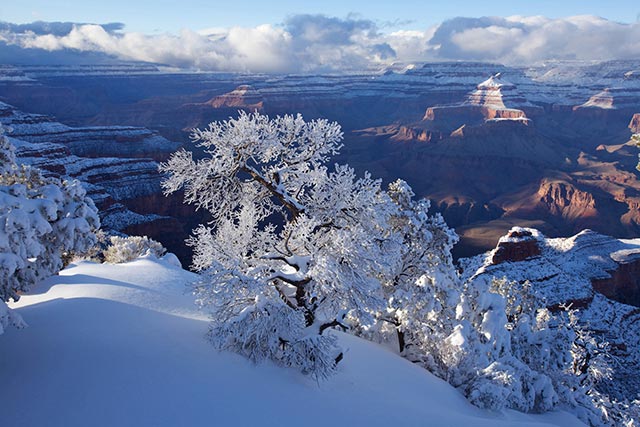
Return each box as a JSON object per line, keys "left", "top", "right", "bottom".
{"left": 0, "top": 256, "right": 585, "bottom": 426}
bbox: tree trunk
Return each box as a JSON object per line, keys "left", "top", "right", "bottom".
{"left": 397, "top": 329, "right": 406, "bottom": 354}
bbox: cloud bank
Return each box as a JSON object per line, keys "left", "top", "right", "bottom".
{"left": 0, "top": 15, "right": 639, "bottom": 72}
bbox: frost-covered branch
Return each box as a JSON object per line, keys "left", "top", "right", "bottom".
{"left": 240, "top": 164, "right": 304, "bottom": 219}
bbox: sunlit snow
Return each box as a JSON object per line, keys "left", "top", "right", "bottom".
{"left": 0, "top": 256, "right": 586, "bottom": 426}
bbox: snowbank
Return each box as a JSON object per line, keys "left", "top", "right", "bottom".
{"left": 0, "top": 258, "right": 585, "bottom": 427}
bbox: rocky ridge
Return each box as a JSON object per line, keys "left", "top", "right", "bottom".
{"left": 5, "top": 60, "right": 640, "bottom": 118}
{"left": 463, "top": 227, "right": 640, "bottom": 307}
{"left": 1, "top": 102, "right": 179, "bottom": 161}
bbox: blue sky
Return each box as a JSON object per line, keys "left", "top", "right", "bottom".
{"left": 2, "top": 0, "right": 639, "bottom": 33}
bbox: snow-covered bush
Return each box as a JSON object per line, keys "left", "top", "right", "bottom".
{"left": 472, "top": 277, "right": 640, "bottom": 426}
{"left": 431, "top": 277, "right": 575, "bottom": 413}
{"left": 0, "top": 127, "right": 100, "bottom": 334}
{"left": 103, "top": 235, "right": 166, "bottom": 264}
{"left": 563, "top": 311, "right": 640, "bottom": 427}
{"left": 68, "top": 229, "right": 108, "bottom": 264}
{"left": 162, "top": 112, "right": 406, "bottom": 379}
{"left": 466, "top": 356, "right": 556, "bottom": 412}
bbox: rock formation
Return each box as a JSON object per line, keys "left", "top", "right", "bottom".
{"left": 491, "top": 228, "right": 542, "bottom": 264}
{"left": 630, "top": 113, "right": 640, "bottom": 134}
{"left": 576, "top": 87, "right": 640, "bottom": 111}
{"left": 207, "top": 85, "right": 264, "bottom": 110}
{"left": 421, "top": 73, "right": 541, "bottom": 131}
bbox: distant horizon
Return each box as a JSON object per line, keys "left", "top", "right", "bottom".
{"left": 3, "top": 55, "right": 639, "bottom": 71}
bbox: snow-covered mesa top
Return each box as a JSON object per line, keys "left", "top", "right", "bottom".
{"left": 463, "top": 73, "right": 535, "bottom": 110}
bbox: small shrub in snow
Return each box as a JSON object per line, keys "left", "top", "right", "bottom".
{"left": 103, "top": 235, "right": 166, "bottom": 264}
{"left": 432, "top": 277, "right": 574, "bottom": 413}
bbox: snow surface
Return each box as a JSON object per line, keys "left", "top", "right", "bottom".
{"left": 1, "top": 257, "right": 586, "bottom": 427}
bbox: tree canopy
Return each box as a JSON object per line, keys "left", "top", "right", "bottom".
{"left": 161, "top": 112, "right": 458, "bottom": 377}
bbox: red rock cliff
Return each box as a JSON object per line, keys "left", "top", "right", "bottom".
{"left": 629, "top": 113, "right": 640, "bottom": 134}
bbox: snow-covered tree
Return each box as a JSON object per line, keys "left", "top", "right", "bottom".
{"left": 161, "top": 112, "right": 401, "bottom": 378}
{"left": 359, "top": 179, "right": 460, "bottom": 372}
{"left": 435, "top": 277, "right": 572, "bottom": 413}
{"left": 0, "top": 127, "right": 100, "bottom": 334}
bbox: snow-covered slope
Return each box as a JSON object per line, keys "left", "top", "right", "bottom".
{"left": 0, "top": 257, "right": 585, "bottom": 427}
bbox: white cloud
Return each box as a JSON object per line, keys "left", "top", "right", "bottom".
{"left": 1, "top": 15, "right": 639, "bottom": 72}
{"left": 450, "top": 26, "right": 524, "bottom": 56}
{"left": 427, "top": 15, "right": 640, "bottom": 63}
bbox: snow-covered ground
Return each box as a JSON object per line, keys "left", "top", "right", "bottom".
{"left": 0, "top": 257, "right": 586, "bottom": 427}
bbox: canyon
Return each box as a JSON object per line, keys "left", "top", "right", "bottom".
{"left": 0, "top": 60, "right": 639, "bottom": 262}
{"left": 3, "top": 62, "right": 640, "bottom": 398}
{"left": 0, "top": 100, "right": 205, "bottom": 265}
